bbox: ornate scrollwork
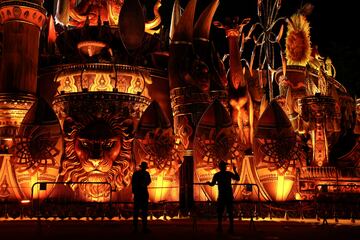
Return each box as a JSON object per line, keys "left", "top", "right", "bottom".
{"left": 134, "top": 128, "right": 183, "bottom": 175}
{"left": 177, "top": 117, "right": 193, "bottom": 150}
{"left": 195, "top": 128, "right": 244, "bottom": 169}
{"left": 258, "top": 137, "right": 304, "bottom": 175}
{"left": 14, "top": 133, "right": 60, "bottom": 174}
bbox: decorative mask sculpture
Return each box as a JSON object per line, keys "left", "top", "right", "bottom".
{"left": 53, "top": 92, "right": 150, "bottom": 201}
{"left": 61, "top": 115, "right": 133, "bottom": 201}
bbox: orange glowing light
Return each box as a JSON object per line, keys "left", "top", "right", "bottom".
{"left": 77, "top": 41, "right": 107, "bottom": 57}
{"left": 229, "top": 92, "right": 254, "bottom": 146}
{"left": 48, "top": 15, "right": 57, "bottom": 44}
{"left": 295, "top": 192, "right": 302, "bottom": 201}
{"left": 275, "top": 175, "right": 294, "bottom": 201}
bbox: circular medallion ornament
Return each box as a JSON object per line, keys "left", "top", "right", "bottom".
{"left": 13, "top": 6, "right": 21, "bottom": 17}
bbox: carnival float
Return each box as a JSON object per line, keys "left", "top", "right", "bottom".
{"left": 0, "top": 0, "right": 358, "bottom": 219}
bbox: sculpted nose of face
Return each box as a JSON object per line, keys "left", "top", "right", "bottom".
{"left": 89, "top": 143, "right": 103, "bottom": 168}
{"left": 89, "top": 158, "right": 102, "bottom": 168}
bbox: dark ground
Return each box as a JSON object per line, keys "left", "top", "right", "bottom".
{"left": 0, "top": 219, "right": 359, "bottom": 240}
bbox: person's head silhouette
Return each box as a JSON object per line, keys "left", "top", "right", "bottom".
{"left": 218, "top": 161, "right": 228, "bottom": 171}
{"left": 139, "top": 161, "right": 148, "bottom": 171}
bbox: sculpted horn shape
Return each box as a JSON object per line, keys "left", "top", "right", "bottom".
{"left": 193, "top": 0, "right": 227, "bottom": 91}
{"left": 172, "top": 0, "right": 197, "bottom": 42}
{"left": 193, "top": 0, "right": 219, "bottom": 40}
{"left": 169, "top": 0, "right": 183, "bottom": 43}
{"left": 169, "top": 0, "right": 229, "bottom": 151}
{"left": 168, "top": 0, "right": 197, "bottom": 90}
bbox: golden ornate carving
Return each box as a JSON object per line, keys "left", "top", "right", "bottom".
{"left": 57, "top": 76, "right": 78, "bottom": 93}
{"left": 61, "top": 115, "right": 133, "bottom": 201}
{"left": 0, "top": 1, "right": 46, "bottom": 29}
{"left": 55, "top": 64, "right": 152, "bottom": 96}
{"left": 128, "top": 77, "right": 145, "bottom": 95}
{"left": 177, "top": 117, "right": 193, "bottom": 150}
{"left": 12, "top": 99, "right": 63, "bottom": 200}
{"left": 53, "top": 92, "right": 150, "bottom": 201}
{"left": 90, "top": 74, "right": 112, "bottom": 92}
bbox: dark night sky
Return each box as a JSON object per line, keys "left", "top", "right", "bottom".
{"left": 44, "top": 0, "right": 360, "bottom": 97}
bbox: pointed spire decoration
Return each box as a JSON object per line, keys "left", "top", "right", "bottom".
{"left": 193, "top": 0, "right": 219, "bottom": 40}
{"left": 199, "top": 99, "right": 233, "bottom": 130}
{"left": 286, "top": 87, "right": 294, "bottom": 114}
{"left": 172, "top": 0, "right": 197, "bottom": 43}
{"left": 259, "top": 94, "right": 268, "bottom": 118}
{"left": 48, "top": 15, "right": 57, "bottom": 47}
{"left": 214, "top": 18, "right": 250, "bottom": 90}
{"left": 136, "top": 101, "right": 171, "bottom": 138}
{"left": 118, "top": 0, "right": 145, "bottom": 51}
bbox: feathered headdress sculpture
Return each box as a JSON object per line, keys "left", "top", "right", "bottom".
{"left": 285, "top": 4, "right": 313, "bottom": 66}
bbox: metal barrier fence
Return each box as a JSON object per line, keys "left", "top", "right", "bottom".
{"left": 192, "top": 183, "right": 261, "bottom": 225}
{"left": 0, "top": 182, "right": 358, "bottom": 221}
{"left": 31, "top": 181, "right": 113, "bottom": 202}
{"left": 30, "top": 181, "right": 113, "bottom": 219}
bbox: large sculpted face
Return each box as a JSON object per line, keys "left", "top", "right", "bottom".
{"left": 67, "top": 0, "right": 123, "bottom": 26}
{"left": 61, "top": 116, "right": 133, "bottom": 200}
{"left": 74, "top": 122, "right": 121, "bottom": 177}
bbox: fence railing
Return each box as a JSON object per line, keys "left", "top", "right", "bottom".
{"left": 0, "top": 181, "right": 358, "bottom": 221}
{"left": 31, "top": 181, "right": 113, "bottom": 203}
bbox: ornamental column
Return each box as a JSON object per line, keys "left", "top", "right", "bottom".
{"left": 0, "top": 0, "right": 46, "bottom": 144}
{"left": 0, "top": 0, "right": 46, "bottom": 93}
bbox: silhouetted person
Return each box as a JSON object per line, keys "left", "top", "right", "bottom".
{"left": 132, "top": 161, "right": 151, "bottom": 233}
{"left": 207, "top": 161, "right": 240, "bottom": 233}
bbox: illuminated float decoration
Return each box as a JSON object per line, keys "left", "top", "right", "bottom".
{"left": 272, "top": 7, "right": 357, "bottom": 200}
{"left": 77, "top": 41, "right": 107, "bottom": 58}
{"left": 13, "top": 98, "right": 63, "bottom": 200}
{"left": 194, "top": 100, "right": 244, "bottom": 201}
{"left": 214, "top": 17, "right": 254, "bottom": 151}
{"left": 134, "top": 101, "right": 183, "bottom": 202}
{"left": 55, "top": 64, "right": 152, "bottom": 96}
{"left": 169, "top": 0, "right": 228, "bottom": 152}
{"left": 53, "top": 90, "right": 150, "bottom": 202}
{"left": 0, "top": 0, "right": 358, "bottom": 207}
{"left": 49, "top": 0, "right": 165, "bottom": 202}
{"left": 254, "top": 101, "right": 304, "bottom": 201}
{"left": 0, "top": 0, "right": 47, "bottom": 202}
{"left": 55, "top": 0, "right": 162, "bottom": 34}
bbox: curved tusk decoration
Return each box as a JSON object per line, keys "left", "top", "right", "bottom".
{"left": 169, "top": 0, "right": 183, "bottom": 43}
{"left": 172, "top": 0, "right": 197, "bottom": 43}
{"left": 193, "top": 0, "right": 219, "bottom": 40}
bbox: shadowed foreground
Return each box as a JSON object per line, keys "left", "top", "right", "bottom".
{"left": 0, "top": 219, "right": 359, "bottom": 240}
